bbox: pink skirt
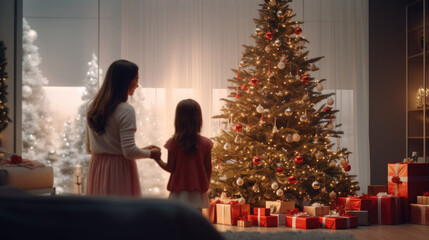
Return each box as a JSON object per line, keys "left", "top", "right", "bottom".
{"left": 86, "top": 154, "right": 141, "bottom": 197}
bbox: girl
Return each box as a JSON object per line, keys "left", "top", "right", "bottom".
{"left": 155, "top": 99, "right": 213, "bottom": 209}
{"left": 85, "top": 59, "right": 161, "bottom": 197}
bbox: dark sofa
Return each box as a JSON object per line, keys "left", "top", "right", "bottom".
{"left": 0, "top": 187, "right": 224, "bottom": 240}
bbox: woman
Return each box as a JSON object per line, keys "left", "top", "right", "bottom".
{"left": 85, "top": 59, "right": 161, "bottom": 197}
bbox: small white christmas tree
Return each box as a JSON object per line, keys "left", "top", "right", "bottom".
{"left": 54, "top": 118, "right": 78, "bottom": 193}
{"left": 130, "top": 89, "right": 168, "bottom": 197}
{"left": 72, "top": 53, "right": 102, "bottom": 182}
{"left": 22, "top": 18, "right": 57, "bottom": 164}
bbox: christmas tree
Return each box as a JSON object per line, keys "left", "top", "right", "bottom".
{"left": 209, "top": 0, "right": 358, "bottom": 207}
{"left": 55, "top": 118, "right": 78, "bottom": 193}
{"left": 130, "top": 89, "right": 168, "bottom": 197}
{"left": 22, "top": 18, "right": 57, "bottom": 163}
{"left": 0, "top": 41, "right": 12, "bottom": 133}
{"left": 72, "top": 53, "right": 102, "bottom": 184}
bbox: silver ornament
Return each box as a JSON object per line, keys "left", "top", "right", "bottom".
{"left": 277, "top": 61, "right": 285, "bottom": 69}
{"left": 276, "top": 188, "right": 284, "bottom": 196}
{"left": 236, "top": 177, "right": 244, "bottom": 186}
{"left": 300, "top": 113, "right": 308, "bottom": 122}
{"left": 223, "top": 143, "right": 231, "bottom": 150}
{"left": 271, "top": 182, "right": 279, "bottom": 190}
{"left": 256, "top": 104, "right": 264, "bottom": 113}
{"left": 274, "top": 39, "right": 281, "bottom": 47}
{"left": 255, "top": 27, "right": 262, "bottom": 35}
{"left": 285, "top": 107, "right": 293, "bottom": 116}
{"left": 312, "top": 181, "right": 321, "bottom": 190}
{"left": 276, "top": 10, "right": 283, "bottom": 18}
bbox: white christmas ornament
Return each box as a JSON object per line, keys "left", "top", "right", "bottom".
{"left": 223, "top": 143, "right": 231, "bottom": 150}
{"left": 22, "top": 85, "right": 33, "bottom": 98}
{"left": 236, "top": 177, "right": 244, "bottom": 186}
{"left": 28, "top": 29, "right": 38, "bottom": 41}
{"left": 274, "top": 39, "right": 281, "bottom": 47}
{"left": 316, "top": 83, "right": 323, "bottom": 91}
{"left": 292, "top": 133, "right": 301, "bottom": 142}
{"left": 327, "top": 98, "right": 334, "bottom": 105}
{"left": 256, "top": 104, "right": 265, "bottom": 113}
{"left": 271, "top": 182, "right": 279, "bottom": 190}
{"left": 277, "top": 61, "right": 285, "bottom": 69}
{"left": 276, "top": 188, "right": 284, "bottom": 196}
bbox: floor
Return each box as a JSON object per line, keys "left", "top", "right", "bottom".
{"left": 214, "top": 223, "right": 429, "bottom": 240}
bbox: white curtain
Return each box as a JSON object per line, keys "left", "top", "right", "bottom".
{"left": 120, "top": 0, "right": 369, "bottom": 193}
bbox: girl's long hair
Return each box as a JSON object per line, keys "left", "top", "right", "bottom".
{"left": 87, "top": 59, "right": 138, "bottom": 134}
{"left": 173, "top": 99, "right": 202, "bottom": 154}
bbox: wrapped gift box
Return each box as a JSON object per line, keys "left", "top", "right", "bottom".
{"left": 0, "top": 166, "right": 53, "bottom": 190}
{"left": 387, "top": 163, "right": 429, "bottom": 221}
{"left": 368, "top": 185, "right": 387, "bottom": 196}
{"left": 265, "top": 200, "right": 295, "bottom": 214}
{"left": 337, "top": 196, "right": 371, "bottom": 211}
{"left": 202, "top": 200, "right": 219, "bottom": 223}
{"left": 271, "top": 213, "right": 287, "bottom": 226}
{"left": 248, "top": 214, "right": 278, "bottom": 227}
{"left": 253, "top": 207, "right": 270, "bottom": 216}
{"left": 387, "top": 163, "right": 429, "bottom": 204}
{"left": 369, "top": 195, "right": 402, "bottom": 225}
{"left": 345, "top": 210, "right": 369, "bottom": 226}
{"left": 319, "top": 215, "right": 358, "bottom": 229}
{"left": 417, "top": 196, "right": 429, "bottom": 205}
{"left": 410, "top": 204, "right": 429, "bottom": 225}
{"left": 216, "top": 203, "right": 250, "bottom": 225}
{"left": 237, "top": 220, "right": 252, "bottom": 227}
{"left": 286, "top": 215, "right": 320, "bottom": 229}
{"left": 304, "top": 204, "right": 331, "bottom": 217}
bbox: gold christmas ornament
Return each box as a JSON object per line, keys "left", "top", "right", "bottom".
{"left": 329, "top": 191, "right": 337, "bottom": 199}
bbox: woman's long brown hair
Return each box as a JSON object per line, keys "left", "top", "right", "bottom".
{"left": 87, "top": 59, "right": 138, "bottom": 134}
{"left": 173, "top": 99, "right": 202, "bottom": 154}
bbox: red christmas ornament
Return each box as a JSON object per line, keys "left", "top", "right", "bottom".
{"left": 250, "top": 77, "right": 258, "bottom": 86}
{"left": 9, "top": 154, "right": 23, "bottom": 164}
{"left": 294, "top": 155, "right": 303, "bottom": 164}
{"left": 344, "top": 164, "right": 351, "bottom": 172}
{"left": 240, "top": 84, "right": 249, "bottom": 90}
{"left": 302, "top": 75, "right": 310, "bottom": 84}
{"left": 260, "top": 116, "right": 265, "bottom": 123}
{"left": 235, "top": 123, "right": 243, "bottom": 132}
{"left": 276, "top": 166, "right": 283, "bottom": 174}
{"left": 323, "top": 107, "right": 331, "bottom": 112}
{"left": 294, "top": 27, "right": 302, "bottom": 34}
{"left": 288, "top": 175, "right": 297, "bottom": 184}
{"left": 253, "top": 156, "right": 262, "bottom": 165}
{"left": 265, "top": 31, "right": 274, "bottom": 40}
{"left": 236, "top": 93, "right": 240, "bottom": 99}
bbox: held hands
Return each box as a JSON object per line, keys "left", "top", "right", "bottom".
{"left": 144, "top": 145, "right": 161, "bottom": 160}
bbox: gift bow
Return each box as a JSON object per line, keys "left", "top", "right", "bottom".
{"left": 294, "top": 212, "right": 309, "bottom": 217}
{"left": 288, "top": 208, "right": 300, "bottom": 215}
{"left": 360, "top": 193, "right": 370, "bottom": 200}
{"left": 392, "top": 176, "right": 401, "bottom": 184}
{"left": 377, "top": 192, "right": 392, "bottom": 197}
{"left": 239, "top": 214, "right": 248, "bottom": 221}
{"left": 311, "top": 202, "right": 324, "bottom": 207}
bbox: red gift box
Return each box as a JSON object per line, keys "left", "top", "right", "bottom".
{"left": 253, "top": 207, "right": 270, "bottom": 216}
{"left": 319, "top": 215, "right": 358, "bottom": 229}
{"left": 286, "top": 214, "right": 320, "bottom": 229}
{"left": 202, "top": 200, "right": 220, "bottom": 223}
{"left": 369, "top": 195, "right": 402, "bottom": 225}
{"left": 216, "top": 203, "right": 250, "bottom": 225}
{"left": 337, "top": 196, "right": 371, "bottom": 211}
{"left": 248, "top": 215, "right": 278, "bottom": 227}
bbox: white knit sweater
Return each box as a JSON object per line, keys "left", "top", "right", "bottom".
{"left": 85, "top": 102, "right": 151, "bottom": 159}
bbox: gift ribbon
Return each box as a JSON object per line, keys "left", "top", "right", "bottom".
{"left": 257, "top": 208, "right": 262, "bottom": 226}
{"left": 292, "top": 216, "right": 297, "bottom": 228}
{"left": 376, "top": 195, "right": 400, "bottom": 224}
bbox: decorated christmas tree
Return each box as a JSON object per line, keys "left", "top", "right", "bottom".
{"left": 22, "top": 18, "right": 57, "bottom": 163}
{"left": 209, "top": 0, "right": 358, "bottom": 207}
{"left": 130, "top": 89, "right": 168, "bottom": 197}
{"left": 0, "top": 41, "right": 12, "bottom": 133}
{"left": 72, "top": 53, "right": 102, "bottom": 183}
